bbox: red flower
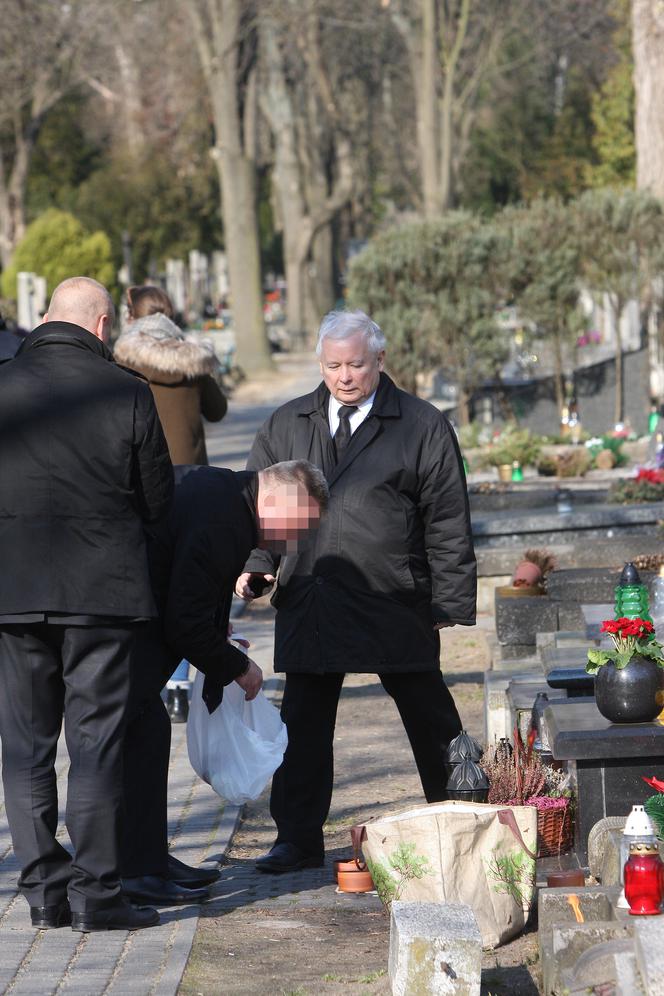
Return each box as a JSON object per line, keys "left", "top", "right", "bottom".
{"left": 600, "top": 617, "right": 653, "bottom": 639}
{"left": 600, "top": 619, "right": 622, "bottom": 634}
{"left": 636, "top": 468, "right": 664, "bottom": 485}
{"left": 642, "top": 775, "right": 664, "bottom": 793}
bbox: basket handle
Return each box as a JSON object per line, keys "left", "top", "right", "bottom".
{"left": 350, "top": 824, "right": 367, "bottom": 869}
{"left": 498, "top": 808, "right": 537, "bottom": 860}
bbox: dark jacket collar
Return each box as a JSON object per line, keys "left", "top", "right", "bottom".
{"left": 296, "top": 371, "right": 401, "bottom": 418}
{"left": 18, "top": 321, "right": 115, "bottom": 362}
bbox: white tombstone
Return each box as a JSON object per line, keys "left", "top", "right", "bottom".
{"left": 188, "top": 250, "right": 209, "bottom": 316}
{"left": 211, "top": 251, "right": 229, "bottom": 304}
{"left": 17, "top": 272, "right": 44, "bottom": 331}
{"left": 166, "top": 259, "right": 187, "bottom": 316}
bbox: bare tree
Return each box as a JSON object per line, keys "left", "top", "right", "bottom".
{"left": 386, "top": 0, "right": 511, "bottom": 215}
{"left": 185, "top": 0, "right": 271, "bottom": 372}
{"left": 258, "top": 2, "right": 355, "bottom": 338}
{"left": 0, "top": 1, "right": 89, "bottom": 268}
{"left": 632, "top": 0, "right": 664, "bottom": 199}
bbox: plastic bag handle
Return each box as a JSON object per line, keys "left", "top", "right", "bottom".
{"left": 497, "top": 808, "right": 537, "bottom": 860}
{"left": 350, "top": 824, "right": 367, "bottom": 869}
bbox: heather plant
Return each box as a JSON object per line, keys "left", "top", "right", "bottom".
{"left": 482, "top": 728, "right": 547, "bottom": 805}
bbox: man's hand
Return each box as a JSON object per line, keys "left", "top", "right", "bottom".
{"left": 235, "top": 572, "right": 276, "bottom": 600}
{"left": 434, "top": 621, "right": 455, "bottom": 630}
{"left": 235, "top": 658, "right": 263, "bottom": 701}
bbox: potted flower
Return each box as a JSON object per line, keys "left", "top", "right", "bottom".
{"left": 481, "top": 728, "right": 573, "bottom": 858}
{"left": 586, "top": 618, "right": 664, "bottom": 724}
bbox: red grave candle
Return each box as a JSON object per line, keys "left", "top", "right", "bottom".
{"left": 624, "top": 842, "right": 664, "bottom": 916}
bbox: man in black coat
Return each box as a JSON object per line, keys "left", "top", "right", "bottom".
{"left": 236, "top": 309, "right": 477, "bottom": 873}
{"left": 120, "top": 460, "right": 328, "bottom": 905}
{"left": 0, "top": 277, "right": 174, "bottom": 931}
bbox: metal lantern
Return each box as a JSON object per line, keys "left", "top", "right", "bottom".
{"left": 444, "top": 730, "right": 483, "bottom": 764}
{"left": 446, "top": 759, "right": 489, "bottom": 803}
{"left": 615, "top": 562, "right": 653, "bottom": 624}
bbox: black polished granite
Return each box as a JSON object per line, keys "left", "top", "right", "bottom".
{"left": 545, "top": 700, "right": 664, "bottom": 863}
{"left": 542, "top": 648, "right": 595, "bottom": 696}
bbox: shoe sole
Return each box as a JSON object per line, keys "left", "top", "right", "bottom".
{"left": 121, "top": 893, "right": 208, "bottom": 906}
{"left": 31, "top": 916, "right": 72, "bottom": 929}
{"left": 72, "top": 918, "right": 159, "bottom": 932}
{"left": 256, "top": 857, "right": 324, "bottom": 874}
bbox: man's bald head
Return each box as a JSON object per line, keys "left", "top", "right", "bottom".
{"left": 44, "top": 277, "right": 115, "bottom": 343}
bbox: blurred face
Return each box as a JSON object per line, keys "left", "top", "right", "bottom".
{"left": 257, "top": 483, "right": 322, "bottom": 554}
{"left": 319, "top": 332, "right": 384, "bottom": 406}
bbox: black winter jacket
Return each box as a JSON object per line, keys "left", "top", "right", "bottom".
{"left": 244, "top": 373, "right": 476, "bottom": 675}
{"left": 0, "top": 322, "right": 173, "bottom": 617}
{"left": 145, "top": 466, "right": 259, "bottom": 712}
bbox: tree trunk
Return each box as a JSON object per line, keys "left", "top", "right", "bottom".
{"left": 309, "top": 222, "right": 335, "bottom": 316}
{"left": 613, "top": 296, "right": 625, "bottom": 426}
{"left": 633, "top": 0, "right": 664, "bottom": 199}
{"left": 552, "top": 332, "right": 565, "bottom": 419}
{"left": 418, "top": 0, "right": 441, "bottom": 217}
{"left": 189, "top": 0, "right": 271, "bottom": 373}
{"left": 457, "top": 385, "right": 471, "bottom": 427}
{"left": 0, "top": 126, "right": 34, "bottom": 267}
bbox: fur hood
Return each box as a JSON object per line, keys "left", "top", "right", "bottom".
{"left": 113, "top": 313, "right": 218, "bottom": 380}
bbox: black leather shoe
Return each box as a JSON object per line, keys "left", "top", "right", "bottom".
{"left": 166, "top": 688, "right": 189, "bottom": 723}
{"left": 71, "top": 901, "right": 159, "bottom": 932}
{"left": 167, "top": 853, "right": 221, "bottom": 888}
{"left": 255, "top": 842, "right": 324, "bottom": 874}
{"left": 30, "top": 902, "right": 72, "bottom": 928}
{"left": 121, "top": 875, "right": 209, "bottom": 906}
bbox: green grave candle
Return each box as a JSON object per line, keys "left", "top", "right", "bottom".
{"left": 614, "top": 562, "right": 653, "bottom": 625}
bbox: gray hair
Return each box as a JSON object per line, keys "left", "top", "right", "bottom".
{"left": 261, "top": 460, "right": 330, "bottom": 514}
{"left": 315, "top": 309, "right": 386, "bottom": 356}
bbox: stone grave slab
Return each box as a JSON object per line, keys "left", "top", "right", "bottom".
{"left": 544, "top": 700, "right": 664, "bottom": 864}
{"left": 541, "top": 646, "right": 595, "bottom": 696}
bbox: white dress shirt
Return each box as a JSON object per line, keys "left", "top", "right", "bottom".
{"left": 328, "top": 392, "right": 376, "bottom": 438}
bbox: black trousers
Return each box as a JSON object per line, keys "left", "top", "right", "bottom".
{"left": 0, "top": 623, "right": 135, "bottom": 912}
{"left": 270, "top": 670, "right": 463, "bottom": 856}
{"left": 120, "top": 632, "right": 172, "bottom": 878}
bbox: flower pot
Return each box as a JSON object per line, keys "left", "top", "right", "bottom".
{"left": 446, "top": 788, "right": 489, "bottom": 803}
{"left": 595, "top": 655, "right": 664, "bottom": 724}
{"left": 497, "top": 464, "right": 513, "bottom": 483}
{"left": 336, "top": 859, "right": 374, "bottom": 893}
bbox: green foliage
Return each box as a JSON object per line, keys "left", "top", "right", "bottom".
{"left": 585, "top": 0, "right": 635, "bottom": 189}
{"left": 482, "top": 425, "right": 542, "bottom": 468}
{"left": 521, "top": 73, "right": 596, "bottom": 202}
{"left": 586, "top": 642, "right": 664, "bottom": 674}
{"left": 644, "top": 794, "right": 664, "bottom": 840}
{"left": 365, "top": 842, "right": 431, "bottom": 907}
{"left": 587, "top": 435, "right": 628, "bottom": 467}
{"left": 74, "top": 152, "right": 222, "bottom": 282}
{"left": 608, "top": 477, "right": 664, "bottom": 505}
{"left": 1, "top": 210, "right": 115, "bottom": 300}
{"left": 485, "top": 849, "right": 535, "bottom": 908}
{"left": 347, "top": 214, "right": 509, "bottom": 417}
{"left": 26, "top": 95, "right": 103, "bottom": 218}
{"left": 497, "top": 197, "right": 583, "bottom": 407}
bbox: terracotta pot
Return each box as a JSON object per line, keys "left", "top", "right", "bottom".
{"left": 595, "top": 655, "right": 664, "bottom": 724}
{"left": 546, "top": 869, "right": 585, "bottom": 888}
{"left": 512, "top": 560, "right": 543, "bottom": 587}
{"left": 336, "top": 860, "right": 375, "bottom": 893}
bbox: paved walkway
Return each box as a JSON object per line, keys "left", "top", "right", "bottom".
{"left": 0, "top": 352, "right": 321, "bottom": 995}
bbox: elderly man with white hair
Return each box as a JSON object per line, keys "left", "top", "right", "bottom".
{"left": 236, "top": 309, "right": 476, "bottom": 874}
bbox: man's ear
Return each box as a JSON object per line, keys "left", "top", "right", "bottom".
{"left": 42, "top": 312, "right": 49, "bottom": 324}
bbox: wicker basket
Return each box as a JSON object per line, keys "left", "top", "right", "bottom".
{"left": 535, "top": 799, "right": 573, "bottom": 858}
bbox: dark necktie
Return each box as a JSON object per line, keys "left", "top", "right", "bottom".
{"left": 333, "top": 405, "right": 358, "bottom": 460}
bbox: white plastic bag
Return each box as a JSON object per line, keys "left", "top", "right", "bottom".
{"left": 186, "top": 669, "right": 288, "bottom": 804}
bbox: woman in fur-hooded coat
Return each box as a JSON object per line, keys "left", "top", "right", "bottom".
{"left": 114, "top": 311, "right": 227, "bottom": 465}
